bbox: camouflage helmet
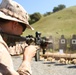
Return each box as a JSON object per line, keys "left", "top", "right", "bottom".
{"left": 0, "top": 0, "right": 34, "bottom": 30}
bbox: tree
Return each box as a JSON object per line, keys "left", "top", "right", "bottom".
{"left": 43, "top": 12, "right": 52, "bottom": 17}
{"left": 53, "top": 4, "right": 66, "bottom": 13}
{"left": 58, "top": 4, "right": 66, "bottom": 10}
{"left": 29, "top": 12, "right": 42, "bottom": 24}
{"left": 53, "top": 7, "right": 59, "bottom": 12}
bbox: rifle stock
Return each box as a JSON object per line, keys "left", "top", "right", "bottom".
{"left": 0, "top": 32, "right": 34, "bottom": 46}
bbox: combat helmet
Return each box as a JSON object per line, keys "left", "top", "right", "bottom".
{"left": 0, "top": 0, "right": 34, "bottom": 30}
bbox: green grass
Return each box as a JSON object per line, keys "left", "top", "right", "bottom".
{"left": 23, "top": 6, "right": 76, "bottom": 38}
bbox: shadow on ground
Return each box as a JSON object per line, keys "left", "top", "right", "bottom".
{"left": 43, "top": 61, "right": 56, "bottom": 64}
{"left": 67, "top": 65, "right": 76, "bottom": 68}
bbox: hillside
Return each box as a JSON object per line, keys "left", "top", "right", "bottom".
{"left": 23, "top": 6, "right": 76, "bottom": 38}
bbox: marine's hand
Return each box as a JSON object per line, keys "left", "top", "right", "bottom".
{"left": 23, "top": 45, "right": 38, "bottom": 62}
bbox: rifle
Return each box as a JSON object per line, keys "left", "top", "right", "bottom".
{"left": 0, "top": 32, "right": 35, "bottom": 46}
{"left": 0, "top": 32, "right": 44, "bottom": 61}
{"left": 0, "top": 32, "right": 40, "bottom": 60}
{"left": 0, "top": 32, "right": 52, "bottom": 61}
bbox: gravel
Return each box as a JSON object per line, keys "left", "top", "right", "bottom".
{"left": 12, "top": 56, "right": 76, "bottom": 75}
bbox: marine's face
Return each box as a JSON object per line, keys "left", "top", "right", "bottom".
{"left": 16, "top": 23, "right": 24, "bottom": 35}
{"left": 0, "top": 21, "right": 25, "bottom": 35}
{"left": 12, "top": 22, "right": 24, "bottom": 35}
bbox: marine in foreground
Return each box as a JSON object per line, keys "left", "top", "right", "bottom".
{"left": 0, "top": 0, "right": 37, "bottom": 75}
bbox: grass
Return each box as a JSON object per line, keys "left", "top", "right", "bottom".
{"left": 23, "top": 6, "right": 76, "bottom": 39}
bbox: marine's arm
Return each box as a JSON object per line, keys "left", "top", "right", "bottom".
{"left": 17, "top": 45, "right": 37, "bottom": 75}
{"left": 0, "top": 41, "right": 37, "bottom": 75}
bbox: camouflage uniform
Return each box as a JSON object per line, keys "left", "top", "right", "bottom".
{"left": 0, "top": 0, "right": 34, "bottom": 75}
{"left": 0, "top": 35, "right": 32, "bottom": 75}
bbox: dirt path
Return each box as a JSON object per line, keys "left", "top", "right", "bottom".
{"left": 12, "top": 56, "right": 76, "bottom": 75}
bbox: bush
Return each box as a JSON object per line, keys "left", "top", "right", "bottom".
{"left": 29, "top": 12, "right": 42, "bottom": 24}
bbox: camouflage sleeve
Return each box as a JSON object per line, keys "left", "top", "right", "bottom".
{"left": 17, "top": 70, "right": 31, "bottom": 75}
{"left": 17, "top": 61, "right": 32, "bottom": 75}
